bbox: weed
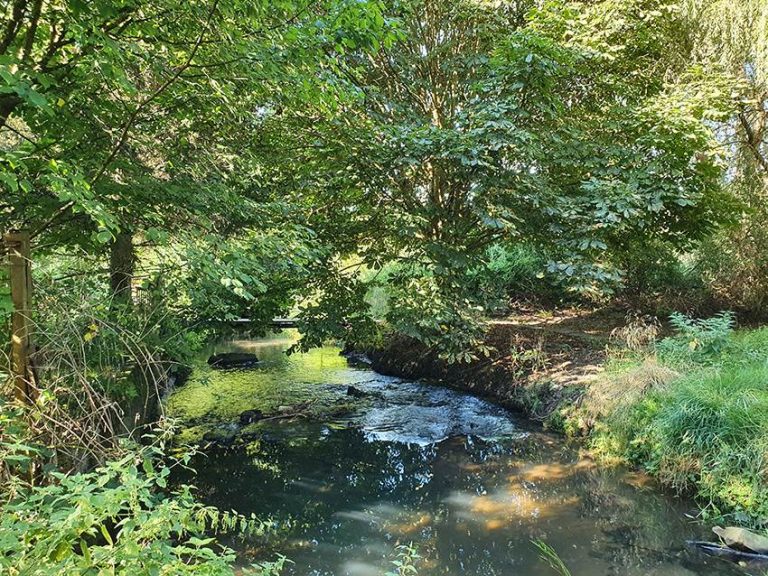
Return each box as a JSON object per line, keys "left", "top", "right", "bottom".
{"left": 658, "top": 311, "right": 735, "bottom": 363}
{"left": 386, "top": 543, "right": 421, "bottom": 576}
{"left": 0, "top": 425, "right": 284, "bottom": 575}
{"left": 610, "top": 311, "right": 661, "bottom": 351}
{"left": 532, "top": 540, "right": 572, "bottom": 576}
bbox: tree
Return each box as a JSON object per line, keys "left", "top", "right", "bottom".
{"left": 274, "top": 0, "right": 736, "bottom": 359}
{"left": 683, "top": 0, "right": 768, "bottom": 313}
{"left": 1, "top": 0, "right": 388, "bottom": 320}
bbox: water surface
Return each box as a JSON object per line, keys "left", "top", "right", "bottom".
{"left": 169, "top": 333, "right": 741, "bottom": 576}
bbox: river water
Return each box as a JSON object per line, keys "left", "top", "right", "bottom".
{"left": 168, "top": 332, "right": 741, "bottom": 576}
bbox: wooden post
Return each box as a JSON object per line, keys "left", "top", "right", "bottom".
{"left": 4, "top": 230, "right": 35, "bottom": 404}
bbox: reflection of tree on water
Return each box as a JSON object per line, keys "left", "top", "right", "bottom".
{"left": 180, "top": 425, "right": 444, "bottom": 535}
{"left": 175, "top": 424, "right": 741, "bottom": 575}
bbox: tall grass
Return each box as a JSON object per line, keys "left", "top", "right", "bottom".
{"left": 590, "top": 323, "right": 768, "bottom": 524}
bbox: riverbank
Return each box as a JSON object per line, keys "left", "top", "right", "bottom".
{"left": 367, "top": 309, "right": 768, "bottom": 527}
{"left": 368, "top": 307, "right": 618, "bottom": 428}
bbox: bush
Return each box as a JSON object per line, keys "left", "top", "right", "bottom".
{"left": 589, "top": 325, "right": 768, "bottom": 524}
{"left": 657, "top": 311, "right": 735, "bottom": 364}
{"left": 469, "top": 243, "right": 570, "bottom": 310}
{"left": 618, "top": 244, "right": 709, "bottom": 312}
{"left": 697, "top": 184, "right": 768, "bottom": 319}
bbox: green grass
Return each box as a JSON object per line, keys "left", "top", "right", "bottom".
{"left": 588, "top": 326, "right": 768, "bottom": 524}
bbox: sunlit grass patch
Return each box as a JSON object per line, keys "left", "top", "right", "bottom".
{"left": 591, "top": 355, "right": 768, "bottom": 522}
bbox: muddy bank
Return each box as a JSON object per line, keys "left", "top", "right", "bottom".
{"left": 367, "top": 312, "right": 615, "bottom": 426}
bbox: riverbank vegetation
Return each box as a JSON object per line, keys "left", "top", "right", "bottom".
{"left": 2, "top": 0, "right": 768, "bottom": 573}
{"left": 584, "top": 320, "right": 768, "bottom": 525}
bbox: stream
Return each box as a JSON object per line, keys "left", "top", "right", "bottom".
{"left": 168, "top": 331, "right": 742, "bottom": 576}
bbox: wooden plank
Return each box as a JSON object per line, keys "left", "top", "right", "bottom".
{"left": 4, "top": 230, "right": 35, "bottom": 404}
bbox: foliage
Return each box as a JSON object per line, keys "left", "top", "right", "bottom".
{"left": 0, "top": 0, "right": 391, "bottom": 354}
{"left": 279, "top": 0, "right": 739, "bottom": 356}
{"left": 0, "top": 425, "right": 286, "bottom": 575}
{"left": 657, "top": 311, "right": 735, "bottom": 363}
{"left": 0, "top": 264, "right": 217, "bottom": 470}
{"left": 384, "top": 266, "right": 492, "bottom": 363}
{"left": 682, "top": 0, "right": 768, "bottom": 317}
{"left": 0, "top": 399, "right": 49, "bottom": 499}
{"left": 469, "top": 243, "right": 567, "bottom": 310}
{"left": 697, "top": 186, "right": 768, "bottom": 317}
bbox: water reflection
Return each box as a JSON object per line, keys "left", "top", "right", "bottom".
{"left": 170, "top": 336, "right": 742, "bottom": 576}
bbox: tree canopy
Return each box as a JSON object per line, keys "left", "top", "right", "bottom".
{"left": 0, "top": 0, "right": 757, "bottom": 358}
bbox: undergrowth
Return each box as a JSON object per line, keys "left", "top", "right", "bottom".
{"left": 0, "top": 419, "right": 286, "bottom": 575}
{"left": 584, "top": 315, "right": 768, "bottom": 526}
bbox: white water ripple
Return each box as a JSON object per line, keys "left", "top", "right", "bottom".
{"left": 348, "top": 379, "right": 526, "bottom": 446}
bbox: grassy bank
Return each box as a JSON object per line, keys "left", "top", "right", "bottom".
{"left": 578, "top": 319, "right": 768, "bottom": 525}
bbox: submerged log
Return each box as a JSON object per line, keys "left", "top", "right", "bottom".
{"left": 687, "top": 541, "right": 768, "bottom": 566}
{"left": 207, "top": 352, "right": 259, "bottom": 369}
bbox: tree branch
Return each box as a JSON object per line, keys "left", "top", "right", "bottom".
{"left": 90, "top": 0, "right": 221, "bottom": 187}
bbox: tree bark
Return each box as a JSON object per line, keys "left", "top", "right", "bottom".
{"left": 109, "top": 231, "right": 135, "bottom": 306}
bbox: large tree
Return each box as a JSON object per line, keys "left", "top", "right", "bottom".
{"left": 277, "top": 0, "right": 737, "bottom": 359}
{"left": 1, "top": 0, "right": 387, "bottom": 320}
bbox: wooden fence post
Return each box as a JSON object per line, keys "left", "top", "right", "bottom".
{"left": 4, "top": 230, "right": 36, "bottom": 404}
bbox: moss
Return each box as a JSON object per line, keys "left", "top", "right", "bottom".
{"left": 167, "top": 335, "right": 359, "bottom": 444}
{"left": 168, "top": 345, "right": 350, "bottom": 423}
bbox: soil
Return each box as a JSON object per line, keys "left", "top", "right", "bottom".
{"left": 368, "top": 306, "right": 628, "bottom": 424}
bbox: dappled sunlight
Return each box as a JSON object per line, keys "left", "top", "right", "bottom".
{"left": 509, "top": 459, "right": 596, "bottom": 484}
{"left": 382, "top": 512, "right": 433, "bottom": 536}
{"left": 445, "top": 486, "right": 582, "bottom": 529}
{"left": 4, "top": 0, "right": 764, "bottom": 574}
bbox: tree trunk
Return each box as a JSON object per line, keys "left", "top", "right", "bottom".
{"left": 109, "top": 231, "right": 135, "bottom": 306}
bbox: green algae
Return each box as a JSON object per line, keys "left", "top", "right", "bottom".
{"left": 167, "top": 331, "right": 360, "bottom": 442}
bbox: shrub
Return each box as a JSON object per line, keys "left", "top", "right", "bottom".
{"left": 469, "top": 243, "right": 568, "bottom": 309}
{"left": 657, "top": 311, "right": 735, "bottom": 363}
{"left": 618, "top": 243, "right": 709, "bottom": 313}
{"left": 697, "top": 190, "right": 768, "bottom": 319}
{"left": 0, "top": 427, "right": 286, "bottom": 576}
